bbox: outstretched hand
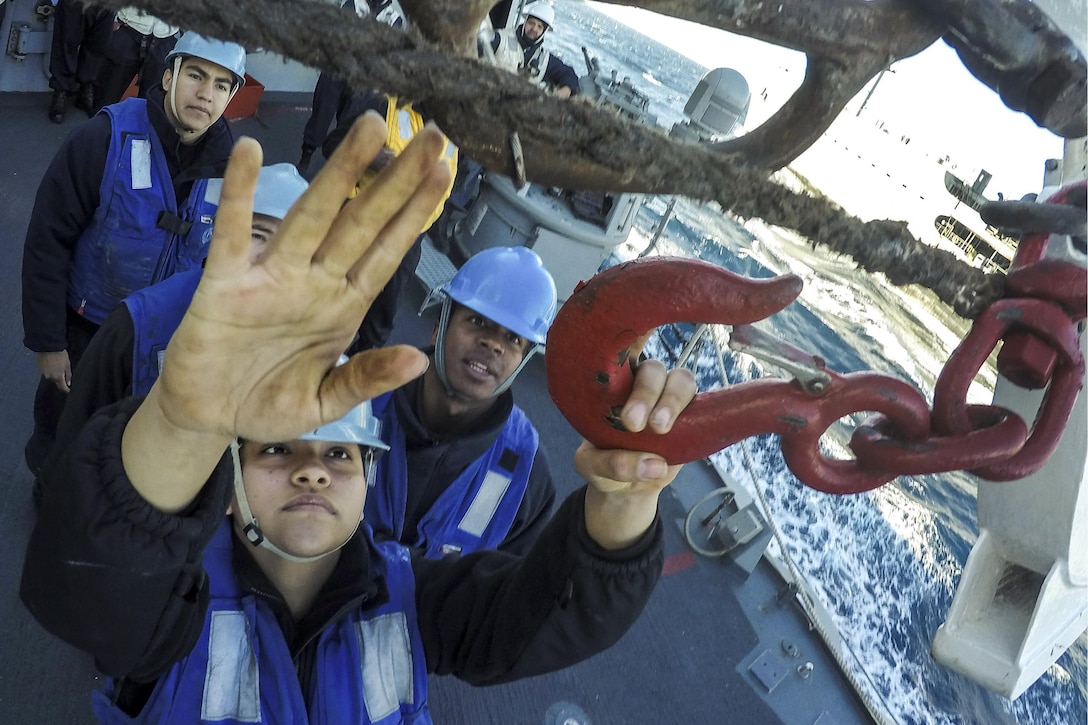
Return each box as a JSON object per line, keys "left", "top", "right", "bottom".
{"left": 123, "top": 114, "right": 450, "bottom": 512}
{"left": 158, "top": 114, "right": 449, "bottom": 443}
{"left": 576, "top": 358, "right": 697, "bottom": 550}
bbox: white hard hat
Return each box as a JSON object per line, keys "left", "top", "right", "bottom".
{"left": 298, "top": 398, "right": 388, "bottom": 451}
{"left": 525, "top": 2, "right": 554, "bottom": 28}
{"left": 297, "top": 355, "right": 387, "bottom": 450}
{"left": 166, "top": 32, "right": 247, "bottom": 88}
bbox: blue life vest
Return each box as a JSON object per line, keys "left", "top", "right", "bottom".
{"left": 125, "top": 268, "right": 202, "bottom": 395}
{"left": 67, "top": 98, "right": 219, "bottom": 325}
{"left": 367, "top": 392, "right": 537, "bottom": 557}
{"left": 92, "top": 522, "right": 431, "bottom": 724}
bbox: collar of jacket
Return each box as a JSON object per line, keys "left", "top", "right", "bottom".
{"left": 229, "top": 525, "right": 388, "bottom": 655}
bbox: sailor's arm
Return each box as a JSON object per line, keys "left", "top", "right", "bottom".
{"left": 21, "top": 116, "right": 110, "bottom": 351}
{"left": 21, "top": 396, "right": 234, "bottom": 680}
{"left": 22, "top": 115, "right": 112, "bottom": 392}
{"left": 544, "top": 55, "right": 580, "bottom": 98}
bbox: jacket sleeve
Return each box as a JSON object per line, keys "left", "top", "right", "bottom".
{"left": 544, "top": 54, "right": 580, "bottom": 95}
{"left": 414, "top": 486, "right": 663, "bottom": 684}
{"left": 495, "top": 446, "right": 557, "bottom": 556}
{"left": 21, "top": 115, "right": 112, "bottom": 352}
{"left": 46, "top": 304, "right": 136, "bottom": 481}
{"left": 20, "top": 397, "right": 234, "bottom": 682}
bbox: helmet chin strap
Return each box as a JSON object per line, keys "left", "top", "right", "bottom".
{"left": 230, "top": 441, "right": 360, "bottom": 564}
{"left": 433, "top": 297, "right": 470, "bottom": 400}
{"left": 433, "top": 297, "right": 543, "bottom": 401}
{"left": 167, "top": 56, "right": 197, "bottom": 138}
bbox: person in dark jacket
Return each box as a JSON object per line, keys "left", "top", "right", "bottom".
{"left": 46, "top": 0, "right": 113, "bottom": 123}
{"left": 364, "top": 245, "right": 559, "bottom": 558}
{"left": 325, "top": 93, "right": 552, "bottom": 559}
{"left": 90, "top": 8, "right": 180, "bottom": 114}
{"left": 20, "top": 117, "right": 696, "bottom": 722}
{"left": 488, "top": 2, "right": 580, "bottom": 98}
{"left": 20, "top": 32, "right": 244, "bottom": 481}
{"left": 297, "top": 0, "right": 404, "bottom": 174}
{"left": 327, "top": 93, "right": 554, "bottom": 555}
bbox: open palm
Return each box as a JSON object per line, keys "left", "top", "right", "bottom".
{"left": 158, "top": 115, "right": 450, "bottom": 443}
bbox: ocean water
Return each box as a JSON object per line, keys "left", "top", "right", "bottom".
{"left": 549, "top": 2, "right": 1088, "bottom": 724}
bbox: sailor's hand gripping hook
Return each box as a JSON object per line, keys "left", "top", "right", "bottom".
{"left": 547, "top": 257, "right": 806, "bottom": 464}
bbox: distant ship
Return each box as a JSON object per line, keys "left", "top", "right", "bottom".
{"left": 936, "top": 169, "right": 1019, "bottom": 273}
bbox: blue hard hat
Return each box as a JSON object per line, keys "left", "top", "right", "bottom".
{"left": 442, "top": 247, "right": 557, "bottom": 345}
{"left": 298, "top": 399, "right": 388, "bottom": 451}
{"left": 166, "top": 32, "right": 247, "bottom": 87}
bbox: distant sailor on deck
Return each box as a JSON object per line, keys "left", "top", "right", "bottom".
{"left": 488, "top": 2, "right": 580, "bottom": 98}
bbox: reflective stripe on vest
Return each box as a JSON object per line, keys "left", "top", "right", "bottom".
{"left": 458, "top": 469, "right": 513, "bottom": 537}
{"left": 358, "top": 613, "right": 415, "bottom": 721}
{"left": 203, "top": 610, "right": 261, "bottom": 722}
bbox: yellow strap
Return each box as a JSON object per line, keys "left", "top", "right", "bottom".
{"left": 356, "top": 94, "right": 458, "bottom": 229}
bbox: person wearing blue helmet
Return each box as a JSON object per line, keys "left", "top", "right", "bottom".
{"left": 41, "top": 164, "right": 308, "bottom": 507}
{"left": 21, "top": 119, "right": 697, "bottom": 723}
{"left": 364, "top": 245, "right": 560, "bottom": 558}
{"left": 21, "top": 31, "right": 245, "bottom": 484}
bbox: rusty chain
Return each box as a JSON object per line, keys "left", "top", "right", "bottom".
{"left": 735, "top": 176, "right": 1085, "bottom": 490}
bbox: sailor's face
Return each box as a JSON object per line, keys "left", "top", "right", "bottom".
{"left": 234, "top": 440, "right": 367, "bottom": 559}
{"left": 162, "top": 57, "right": 234, "bottom": 136}
{"left": 438, "top": 305, "right": 531, "bottom": 399}
{"left": 522, "top": 17, "right": 547, "bottom": 41}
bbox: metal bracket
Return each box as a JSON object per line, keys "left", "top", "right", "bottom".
{"left": 728, "top": 324, "right": 833, "bottom": 394}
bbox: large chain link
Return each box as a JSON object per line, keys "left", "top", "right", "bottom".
{"left": 775, "top": 291, "right": 1083, "bottom": 493}
{"left": 727, "top": 182, "right": 1086, "bottom": 493}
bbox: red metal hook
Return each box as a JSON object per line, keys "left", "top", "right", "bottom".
{"left": 546, "top": 256, "right": 803, "bottom": 464}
